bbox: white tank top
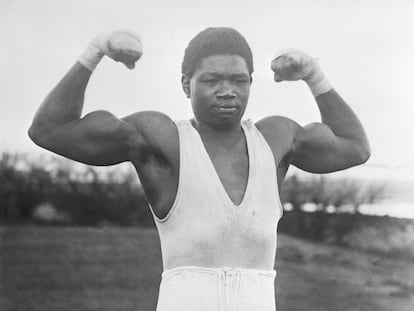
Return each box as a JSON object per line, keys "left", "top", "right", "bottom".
{"left": 150, "top": 119, "right": 283, "bottom": 271}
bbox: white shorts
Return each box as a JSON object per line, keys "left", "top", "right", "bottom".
{"left": 156, "top": 266, "right": 277, "bottom": 311}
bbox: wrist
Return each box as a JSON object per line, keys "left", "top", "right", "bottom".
{"left": 78, "top": 44, "right": 104, "bottom": 72}
{"left": 303, "top": 63, "right": 332, "bottom": 97}
{"left": 78, "top": 32, "right": 110, "bottom": 72}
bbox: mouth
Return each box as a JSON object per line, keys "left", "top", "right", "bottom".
{"left": 212, "top": 103, "right": 238, "bottom": 114}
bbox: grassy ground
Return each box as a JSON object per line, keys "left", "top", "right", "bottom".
{"left": 1, "top": 226, "right": 413, "bottom": 311}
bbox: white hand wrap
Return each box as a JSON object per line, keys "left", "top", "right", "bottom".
{"left": 79, "top": 30, "right": 143, "bottom": 72}
{"left": 303, "top": 62, "right": 333, "bottom": 97}
{"left": 271, "top": 49, "right": 332, "bottom": 97}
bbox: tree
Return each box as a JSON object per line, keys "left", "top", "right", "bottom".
{"left": 0, "top": 152, "right": 151, "bottom": 226}
{"left": 279, "top": 174, "right": 389, "bottom": 242}
{"left": 281, "top": 174, "right": 388, "bottom": 214}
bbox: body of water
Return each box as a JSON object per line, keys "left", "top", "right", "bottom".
{"left": 288, "top": 164, "right": 414, "bottom": 219}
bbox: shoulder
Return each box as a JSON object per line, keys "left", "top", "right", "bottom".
{"left": 122, "top": 111, "right": 179, "bottom": 163}
{"left": 255, "top": 115, "right": 302, "bottom": 148}
{"left": 122, "top": 110, "right": 176, "bottom": 132}
{"left": 252, "top": 116, "right": 302, "bottom": 169}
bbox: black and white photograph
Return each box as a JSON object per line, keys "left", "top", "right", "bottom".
{"left": 1, "top": 1, "right": 413, "bottom": 310}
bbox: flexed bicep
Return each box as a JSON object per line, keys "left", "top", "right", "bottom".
{"left": 30, "top": 110, "right": 142, "bottom": 166}
{"left": 269, "top": 49, "right": 370, "bottom": 173}
{"left": 291, "top": 122, "right": 369, "bottom": 173}
{"left": 29, "top": 30, "right": 147, "bottom": 166}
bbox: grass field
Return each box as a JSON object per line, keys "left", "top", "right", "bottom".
{"left": 1, "top": 226, "right": 413, "bottom": 311}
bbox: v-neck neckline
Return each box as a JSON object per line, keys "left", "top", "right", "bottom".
{"left": 188, "top": 120, "right": 255, "bottom": 208}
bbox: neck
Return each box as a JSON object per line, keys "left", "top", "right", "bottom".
{"left": 191, "top": 119, "right": 244, "bottom": 145}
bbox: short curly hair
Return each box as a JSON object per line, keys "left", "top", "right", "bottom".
{"left": 181, "top": 27, "right": 254, "bottom": 78}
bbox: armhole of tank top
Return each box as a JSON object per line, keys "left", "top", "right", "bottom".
{"left": 250, "top": 120, "right": 284, "bottom": 220}
{"left": 150, "top": 120, "right": 183, "bottom": 223}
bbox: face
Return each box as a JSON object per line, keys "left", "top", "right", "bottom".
{"left": 183, "top": 55, "right": 251, "bottom": 129}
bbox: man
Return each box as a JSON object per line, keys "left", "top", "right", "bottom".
{"left": 29, "top": 27, "right": 370, "bottom": 311}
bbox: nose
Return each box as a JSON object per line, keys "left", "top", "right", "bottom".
{"left": 216, "top": 81, "right": 236, "bottom": 98}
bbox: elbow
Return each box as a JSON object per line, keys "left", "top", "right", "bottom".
{"left": 28, "top": 124, "right": 41, "bottom": 146}
{"left": 28, "top": 121, "right": 49, "bottom": 147}
{"left": 357, "top": 143, "right": 371, "bottom": 165}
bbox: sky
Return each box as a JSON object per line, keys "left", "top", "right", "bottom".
{"left": 1, "top": 0, "right": 414, "bottom": 181}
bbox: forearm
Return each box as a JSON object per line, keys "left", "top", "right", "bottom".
{"left": 30, "top": 62, "right": 91, "bottom": 134}
{"left": 315, "top": 89, "right": 370, "bottom": 156}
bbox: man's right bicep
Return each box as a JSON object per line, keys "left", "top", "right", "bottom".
{"left": 29, "top": 110, "right": 142, "bottom": 166}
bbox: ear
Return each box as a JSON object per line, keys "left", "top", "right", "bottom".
{"left": 181, "top": 75, "right": 191, "bottom": 98}
{"left": 249, "top": 75, "right": 253, "bottom": 85}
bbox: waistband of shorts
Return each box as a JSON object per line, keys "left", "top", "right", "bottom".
{"left": 161, "top": 265, "right": 276, "bottom": 278}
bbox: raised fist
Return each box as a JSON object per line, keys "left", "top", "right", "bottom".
{"left": 79, "top": 30, "right": 143, "bottom": 71}
{"left": 270, "top": 49, "right": 316, "bottom": 82}
{"left": 270, "top": 49, "right": 332, "bottom": 97}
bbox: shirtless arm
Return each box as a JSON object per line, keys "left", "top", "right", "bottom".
{"left": 291, "top": 89, "right": 370, "bottom": 173}
{"left": 29, "top": 62, "right": 138, "bottom": 165}
{"left": 260, "top": 49, "right": 370, "bottom": 174}
{"left": 28, "top": 31, "right": 176, "bottom": 167}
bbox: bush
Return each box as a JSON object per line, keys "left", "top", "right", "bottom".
{"left": 0, "top": 152, "right": 152, "bottom": 226}
{"left": 281, "top": 174, "right": 388, "bottom": 213}
{"left": 279, "top": 174, "right": 389, "bottom": 243}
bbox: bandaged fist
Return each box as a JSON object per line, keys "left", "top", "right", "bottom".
{"left": 271, "top": 49, "right": 317, "bottom": 82}
{"left": 270, "top": 49, "right": 332, "bottom": 97}
{"left": 79, "top": 30, "right": 143, "bottom": 71}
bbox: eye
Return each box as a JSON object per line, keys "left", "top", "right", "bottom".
{"left": 202, "top": 79, "right": 218, "bottom": 85}
{"left": 233, "top": 79, "right": 249, "bottom": 85}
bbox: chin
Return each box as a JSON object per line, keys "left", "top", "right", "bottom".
{"left": 212, "top": 115, "right": 243, "bottom": 129}
{"left": 193, "top": 109, "right": 245, "bottom": 129}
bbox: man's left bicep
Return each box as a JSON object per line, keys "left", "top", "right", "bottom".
{"left": 291, "top": 122, "right": 368, "bottom": 173}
